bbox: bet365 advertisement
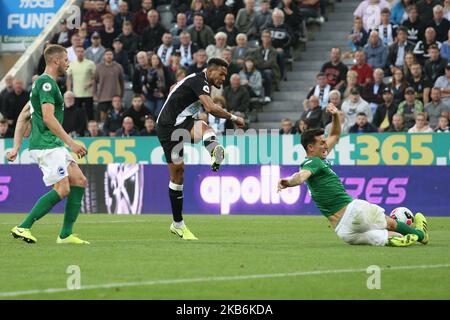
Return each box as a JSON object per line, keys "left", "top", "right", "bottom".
{"left": 0, "top": 165, "right": 448, "bottom": 216}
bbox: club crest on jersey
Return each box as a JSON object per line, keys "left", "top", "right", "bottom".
{"left": 57, "top": 166, "right": 66, "bottom": 176}
{"left": 42, "top": 83, "right": 52, "bottom": 92}
{"left": 203, "top": 85, "right": 210, "bottom": 94}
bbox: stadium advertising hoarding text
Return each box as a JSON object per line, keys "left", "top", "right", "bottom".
{"left": 0, "top": 165, "right": 448, "bottom": 216}
{"left": 1, "top": 133, "right": 449, "bottom": 166}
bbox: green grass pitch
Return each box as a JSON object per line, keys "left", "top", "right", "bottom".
{"left": 0, "top": 214, "right": 449, "bottom": 300}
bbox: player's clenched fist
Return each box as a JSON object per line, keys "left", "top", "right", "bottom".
{"left": 6, "top": 149, "right": 18, "bottom": 162}
{"left": 70, "top": 143, "right": 87, "bottom": 159}
{"left": 277, "top": 178, "right": 290, "bottom": 192}
{"left": 326, "top": 103, "right": 339, "bottom": 115}
{"left": 234, "top": 116, "right": 246, "bottom": 128}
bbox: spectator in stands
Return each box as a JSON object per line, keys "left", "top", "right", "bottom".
{"left": 265, "top": 9, "right": 294, "bottom": 81}
{"left": 144, "top": 54, "right": 174, "bottom": 117}
{"left": 171, "top": 0, "right": 190, "bottom": 19}
{"left": 67, "top": 33, "right": 82, "bottom": 63}
{"left": 115, "top": 0, "right": 133, "bottom": 30}
{"left": 417, "top": 0, "right": 443, "bottom": 26}
{"left": 434, "top": 63, "right": 450, "bottom": 105}
{"left": 321, "top": 48, "right": 348, "bottom": 92}
{"left": 414, "top": 27, "right": 442, "bottom": 65}
{"left": 208, "top": 96, "right": 233, "bottom": 134}
{"left": 406, "top": 62, "right": 432, "bottom": 104}
{"left": 231, "top": 33, "right": 251, "bottom": 67}
{"left": 445, "top": 0, "right": 450, "bottom": 20}
{"left": 298, "top": 0, "right": 324, "bottom": 24}
{"left": 279, "top": 118, "right": 295, "bottom": 134}
{"left": 397, "top": 87, "right": 424, "bottom": 128}
{"left": 83, "top": 0, "right": 107, "bottom": 34}
{"left": 221, "top": 48, "right": 241, "bottom": 86}
{"left": 0, "top": 75, "right": 14, "bottom": 117}
{"left": 132, "top": 0, "right": 154, "bottom": 34}
{"left": 402, "top": 4, "right": 424, "bottom": 47}
{"left": 389, "top": 68, "right": 408, "bottom": 105}
{"left": 391, "top": 0, "right": 411, "bottom": 25}
{"left": 0, "top": 119, "right": 13, "bottom": 138}
{"left": 223, "top": 74, "right": 250, "bottom": 118}
{"left": 387, "top": 27, "right": 414, "bottom": 75}
{"left": 205, "top": 0, "right": 230, "bottom": 32}
{"left": 62, "top": 91, "right": 87, "bottom": 137}
{"left": 133, "top": 51, "right": 150, "bottom": 96}
{"left": 239, "top": 57, "right": 263, "bottom": 98}
{"left": 441, "top": 30, "right": 450, "bottom": 61}
{"left": 66, "top": 46, "right": 96, "bottom": 121}
{"left": 364, "top": 31, "right": 389, "bottom": 70}
{"left": 123, "top": 95, "right": 152, "bottom": 131}
{"left": 351, "top": 51, "right": 374, "bottom": 86}
{"left": 321, "top": 89, "right": 342, "bottom": 127}
{"left": 248, "top": 0, "right": 272, "bottom": 41}
{"left": 424, "top": 44, "right": 448, "bottom": 84}
{"left": 2, "top": 79, "right": 28, "bottom": 131}
{"left": 85, "top": 32, "right": 106, "bottom": 65}
{"left": 104, "top": 95, "right": 125, "bottom": 136}
{"left": 188, "top": 13, "right": 215, "bottom": 49}
{"left": 168, "top": 50, "right": 185, "bottom": 73}
{"left": 372, "top": 87, "right": 398, "bottom": 132}
{"left": 171, "top": 13, "right": 188, "bottom": 46}
{"left": 387, "top": 113, "right": 408, "bottom": 131}
{"left": 176, "top": 68, "right": 187, "bottom": 81}
{"left": 116, "top": 116, "right": 139, "bottom": 136}
{"left": 250, "top": 29, "right": 280, "bottom": 102}
{"left": 94, "top": 49, "right": 125, "bottom": 122}
{"left": 99, "top": 13, "right": 119, "bottom": 50}
{"left": 295, "top": 119, "right": 309, "bottom": 135}
{"left": 78, "top": 23, "right": 90, "bottom": 49}
{"left": 362, "top": 68, "right": 387, "bottom": 115}
{"left": 425, "top": 87, "right": 449, "bottom": 128}
{"left": 277, "top": 0, "right": 302, "bottom": 45}
{"left": 235, "top": 0, "right": 256, "bottom": 35}
{"left": 85, "top": 120, "right": 105, "bottom": 137}
{"left": 174, "top": 32, "right": 198, "bottom": 70}
{"left": 376, "top": 8, "right": 398, "bottom": 47}
{"left": 435, "top": 115, "right": 450, "bottom": 132}
{"left": 118, "top": 21, "right": 142, "bottom": 62}
{"left": 157, "top": 32, "right": 175, "bottom": 66}
{"left": 341, "top": 87, "right": 372, "bottom": 125}
{"left": 348, "top": 16, "right": 368, "bottom": 52}
{"left": 187, "top": 49, "right": 207, "bottom": 75}
{"left": 50, "top": 19, "right": 74, "bottom": 48}
{"left": 343, "top": 70, "right": 362, "bottom": 99}
{"left": 408, "top": 112, "right": 434, "bottom": 132}
{"left": 354, "top": 0, "right": 391, "bottom": 32}
{"left": 301, "top": 95, "right": 322, "bottom": 129}
{"left": 349, "top": 112, "right": 378, "bottom": 133}
{"left": 140, "top": 116, "right": 157, "bottom": 136}
{"left": 403, "top": 51, "right": 417, "bottom": 79}
{"left": 206, "top": 32, "right": 230, "bottom": 59}
{"left": 306, "top": 73, "right": 331, "bottom": 110}
{"left": 325, "top": 110, "right": 349, "bottom": 136}
{"left": 218, "top": 13, "right": 239, "bottom": 47}
{"left": 112, "top": 38, "right": 131, "bottom": 80}
{"left": 427, "top": 5, "right": 450, "bottom": 43}
{"left": 186, "top": 0, "right": 207, "bottom": 26}
{"left": 142, "top": 10, "right": 168, "bottom": 52}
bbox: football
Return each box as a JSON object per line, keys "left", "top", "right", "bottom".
{"left": 390, "top": 207, "right": 415, "bottom": 226}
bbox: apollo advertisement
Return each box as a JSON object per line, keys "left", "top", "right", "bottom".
{"left": 0, "top": 165, "right": 448, "bottom": 216}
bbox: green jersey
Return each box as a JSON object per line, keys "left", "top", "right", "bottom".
{"left": 300, "top": 157, "right": 353, "bottom": 217}
{"left": 29, "top": 74, "right": 65, "bottom": 150}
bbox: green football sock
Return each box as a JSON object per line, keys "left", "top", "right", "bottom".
{"left": 395, "top": 221, "right": 424, "bottom": 241}
{"left": 19, "top": 190, "right": 62, "bottom": 228}
{"left": 60, "top": 186, "right": 85, "bottom": 239}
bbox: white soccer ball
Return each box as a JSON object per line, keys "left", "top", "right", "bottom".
{"left": 390, "top": 207, "right": 415, "bottom": 226}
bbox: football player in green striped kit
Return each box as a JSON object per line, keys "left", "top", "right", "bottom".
{"left": 278, "top": 103, "right": 429, "bottom": 247}
{"left": 6, "top": 44, "right": 89, "bottom": 244}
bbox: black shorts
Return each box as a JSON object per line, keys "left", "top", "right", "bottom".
{"left": 156, "top": 117, "right": 195, "bottom": 164}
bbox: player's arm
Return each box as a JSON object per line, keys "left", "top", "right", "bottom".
{"left": 325, "top": 103, "right": 341, "bottom": 151}
{"left": 42, "top": 103, "right": 87, "bottom": 158}
{"left": 278, "top": 170, "right": 312, "bottom": 192}
{"left": 199, "top": 94, "right": 246, "bottom": 128}
{"left": 6, "top": 102, "right": 31, "bottom": 162}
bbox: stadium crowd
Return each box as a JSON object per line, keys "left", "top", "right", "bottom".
{"left": 0, "top": 0, "right": 449, "bottom": 139}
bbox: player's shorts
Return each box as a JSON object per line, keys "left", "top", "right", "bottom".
{"left": 29, "top": 147, "right": 75, "bottom": 186}
{"left": 334, "top": 199, "right": 388, "bottom": 246}
{"left": 156, "top": 117, "right": 195, "bottom": 164}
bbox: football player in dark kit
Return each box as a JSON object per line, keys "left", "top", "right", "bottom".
{"left": 156, "top": 57, "right": 245, "bottom": 240}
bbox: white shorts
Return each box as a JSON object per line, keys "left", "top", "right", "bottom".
{"left": 335, "top": 199, "right": 388, "bottom": 246}
{"left": 29, "top": 147, "right": 75, "bottom": 187}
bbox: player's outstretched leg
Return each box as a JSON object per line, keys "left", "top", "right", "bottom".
{"left": 385, "top": 215, "right": 426, "bottom": 245}
{"left": 57, "top": 163, "right": 89, "bottom": 244}
{"left": 168, "top": 163, "right": 198, "bottom": 240}
{"left": 414, "top": 212, "right": 429, "bottom": 245}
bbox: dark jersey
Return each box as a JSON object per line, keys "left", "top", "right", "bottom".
{"left": 156, "top": 71, "right": 211, "bottom": 126}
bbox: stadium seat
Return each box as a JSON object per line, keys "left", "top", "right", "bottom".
{"left": 157, "top": 5, "right": 174, "bottom": 31}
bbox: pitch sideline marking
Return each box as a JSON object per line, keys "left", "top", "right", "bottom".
{"left": 0, "top": 264, "right": 449, "bottom": 298}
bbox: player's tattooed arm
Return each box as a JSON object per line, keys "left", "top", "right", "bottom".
{"left": 325, "top": 103, "right": 341, "bottom": 151}
{"left": 199, "top": 95, "right": 245, "bottom": 128}
{"left": 277, "top": 170, "right": 312, "bottom": 192}
{"left": 6, "top": 102, "right": 31, "bottom": 162}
